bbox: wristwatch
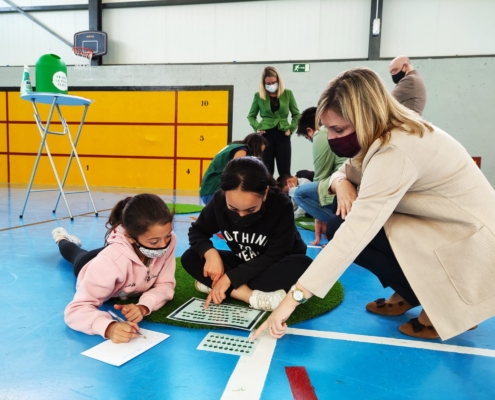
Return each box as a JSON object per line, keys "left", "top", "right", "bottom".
{"left": 290, "top": 285, "right": 307, "bottom": 304}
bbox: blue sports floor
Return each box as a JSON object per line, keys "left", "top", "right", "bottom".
{"left": 1, "top": 184, "right": 495, "bottom": 400}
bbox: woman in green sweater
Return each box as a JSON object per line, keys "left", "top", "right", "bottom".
{"left": 200, "top": 133, "right": 267, "bottom": 204}
{"left": 247, "top": 66, "right": 300, "bottom": 176}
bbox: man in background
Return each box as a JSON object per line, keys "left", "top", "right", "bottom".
{"left": 389, "top": 55, "right": 427, "bottom": 115}
{"left": 293, "top": 107, "right": 347, "bottom": 245}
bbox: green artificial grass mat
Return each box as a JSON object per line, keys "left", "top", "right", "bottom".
{"left": 114, "top": 257, "right": 344, "bottom": 330}
{"left": 168, "top": 203, "right": 204, "bottom": 214}
{"left": 295, "top": 216, "right": 315, "bottom": 232}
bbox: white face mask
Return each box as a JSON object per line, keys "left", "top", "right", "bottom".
{"left": 134, "top": 238, "right": 170, "bottom": 259}
{"left": 265, "top": 83, "right": 278, "bottom": 93}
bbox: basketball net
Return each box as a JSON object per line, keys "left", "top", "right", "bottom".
{"left": 73, "top": 47, "right": 94, "bottom": 70}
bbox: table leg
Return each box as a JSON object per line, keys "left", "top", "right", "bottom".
{"left": 19, "top": 98, "right": 75, "bottom": 220}
{"left": 53, "top": 104, "right": 98, "bottom": 217}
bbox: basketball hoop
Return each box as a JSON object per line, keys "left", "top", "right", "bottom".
{"left": 73, "top": 47, "right": 94, "bottom": 70}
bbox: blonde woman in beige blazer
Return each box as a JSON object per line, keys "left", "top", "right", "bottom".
{"left": 253, "top": 67, "right": 495, "bottom": 342}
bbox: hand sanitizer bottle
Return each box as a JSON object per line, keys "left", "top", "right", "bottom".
{"left": 20, "top": 65, "right": 33, "bottom": 95}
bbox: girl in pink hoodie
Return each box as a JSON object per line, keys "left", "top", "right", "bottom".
{"left": 53, "top": 193, "right": 176, "bottom": 343}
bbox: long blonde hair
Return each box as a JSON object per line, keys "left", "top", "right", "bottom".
{"left": 259, "top": 66, "right": 285, "bottom": 100}
{"left": 316, "top": 67, "right": 433, "bottom": 168}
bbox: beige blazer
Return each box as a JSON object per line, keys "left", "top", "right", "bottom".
{"left": 299, "top": 126, "right": 495, "bottom": 340}
{"left": 392, "top": 70, "right": 427, "bottom": 115}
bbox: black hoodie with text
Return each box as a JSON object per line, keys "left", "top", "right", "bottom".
{"left": 188, "top": 190, "right": 307, "bottom": 288}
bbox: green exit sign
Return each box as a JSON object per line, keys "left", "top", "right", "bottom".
{"left": 293, "top": 63, "right": 310, "bottom": 72}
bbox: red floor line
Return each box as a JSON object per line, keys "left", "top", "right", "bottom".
{"left": 285, "top": 366, "right": 318, "bottom": 400}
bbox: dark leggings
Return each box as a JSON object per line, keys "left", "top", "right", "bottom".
{"left": 262, "top": 127, "right": 292, "bottom": 176}
{"left": 181, "top": 248, "right": 312, "bottom": 296}
{"left": 326, "top": 197, "right": 420, "bottom": 306}
{"left": 58, "top": 240, "right": 105, "bottom": 277}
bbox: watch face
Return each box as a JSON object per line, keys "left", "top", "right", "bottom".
{"left": 293, "top": 290, "right": 304, "bottom": 301}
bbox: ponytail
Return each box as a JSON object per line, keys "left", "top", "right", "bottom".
{"left": 105, "top": 194, "right": 174, "bottom": 244}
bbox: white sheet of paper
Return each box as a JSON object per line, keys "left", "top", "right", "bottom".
{"left": 81, "top": 328, "right": 169, "bottom": 366}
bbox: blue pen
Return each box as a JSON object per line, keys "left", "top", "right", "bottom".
{"left": 108, "top": 310, "right": 146, "bottom": 339}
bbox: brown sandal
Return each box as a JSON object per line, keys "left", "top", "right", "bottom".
{"left": 366, "top": 298, "right": 414, "bottom": 316}
{"left": 399, "top": 318, "right": 439, "bottom": 339}
{"left": 400, "top": 318, "right": 479, "bottom": 339}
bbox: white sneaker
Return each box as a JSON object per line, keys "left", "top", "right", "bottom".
{"left": 249, "top": 289, "right": 286, "bottom": 311}
{"left": 194, "top": 280, "right": 211, "bottom": 294}
{"left": 294, "top": 207, "right": 307, "bottom": 219}
{"left": 52, "top": 227, "right": 82, "bottom": 247}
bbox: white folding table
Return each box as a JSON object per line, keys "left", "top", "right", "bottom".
{"left": 19, "top": 93, "right": 98, "bottom": 221}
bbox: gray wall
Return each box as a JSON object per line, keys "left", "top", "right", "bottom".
{"left": 2, "top": 56, "right": 494, "bottom": 186}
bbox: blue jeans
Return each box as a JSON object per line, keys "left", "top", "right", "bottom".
{"left": 293, "top": 181, "right": 335, "bottom": 222}
{"left": 201, "top": 194, "right": 214, "bottom": 205}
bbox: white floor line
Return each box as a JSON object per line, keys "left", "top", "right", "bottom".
{"left": 221, "top": 334, "right": 277, "bottom": 400}
{"left": 286, "top": 327, "right": 495, "bottom": 358}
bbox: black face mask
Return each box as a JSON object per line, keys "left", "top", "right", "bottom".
{"left": 328, "top": 132, "right": 361, "bottom": 158}
{"left": 392, "top": 68, "right": 406, "bottom": 84}
{"left": 226, "top": 206, "right": 264, "bottom": 228}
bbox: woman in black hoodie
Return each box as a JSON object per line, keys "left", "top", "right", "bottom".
{"left": 181, "top": 157, "right": 312, "bottom": 310}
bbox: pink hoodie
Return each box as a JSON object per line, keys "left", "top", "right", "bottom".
{"left": 64, "top": 225, "right": 176, "bottom": 337}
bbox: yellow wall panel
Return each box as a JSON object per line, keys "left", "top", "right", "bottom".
{"left": 4, "top": 89, "right": 230, "bottom": 189}
{"left": 68, "top": 91, "right": 176, "bottom": 123}
{"left": 178, "top": 91, "right": 228, "bottom": 123}
{"left": 0, "top": 92, "right": 6, "bottom": 121}
{"left": 176, "top": 160, "right": 201, "bottom": 191}
{"left": 10, "top": 155, "right": 85, "bottom": 185}
{"left": 9, "top": 123, "right": 73, "bottom": 154}
{"left": 177, "top": 126, "right": 228, "bottom": 158}
{"left": 8, "top": 93, "right": 38, "bottom": 121}
{"left": 10, "top": 155, "right": 174, "bottom": 189}
{"left": 0, "top": 124, "right": 6, "bottom": 152}
{"left": 80, "top": 157, "right": 174, "bottom": 188}
{"left": 9, "top": 94, "right": 66, "bottom": 126}
{"left": 9, "top": 91, "right": 176, "bottom": 124}
{"left": 0, "top": 155, "right": 7, "bottom": 182}
{"left": 76, "top": 125, "right": 175, "bottom": 157}
{"left": 9, "top": 124, "right": 175, "bottom": 157}
{"left": 201, "top": 159, "right": 212, "bottom": 185}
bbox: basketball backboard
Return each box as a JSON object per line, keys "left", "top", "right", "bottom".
{"left": 74, "top": 30, "right": 107, "bottom": 57}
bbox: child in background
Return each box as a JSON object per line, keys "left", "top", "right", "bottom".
{"left": 200, "top": 133, "right": 267, "bottom": 205}
{"left": 53, "top": 193, "right": 177, "bottom": 343}
{"left": 276, "top": 174, "right": 312, "bottom": 219}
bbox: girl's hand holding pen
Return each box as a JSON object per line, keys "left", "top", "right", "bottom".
{"left": 105, "top": 321, "right": 140, "bottom": 343}
{"left": 106, "top": 310, "right": 146, "bottom": 343}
